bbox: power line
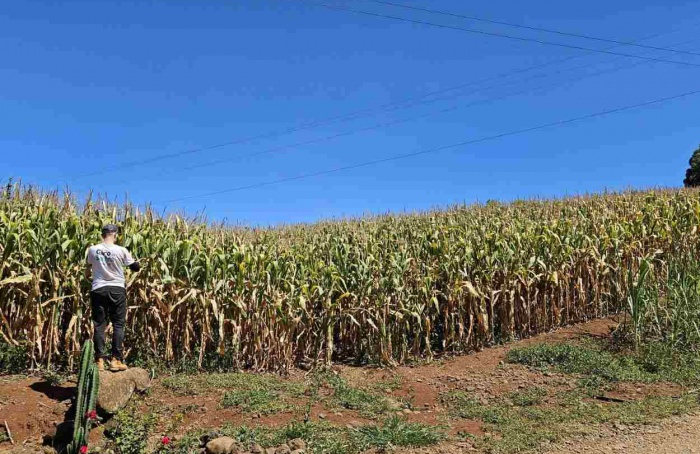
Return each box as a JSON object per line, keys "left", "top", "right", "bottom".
{"left": 160, "top": 88, "right": 700, "bottom": 204}
{"left": 287, "top": 0, "right": 700, "bottom": 67}
{"left": 359, "top": 0, "right": 700, "bottom": 57}
{"left": 69, "top": 21, "right": 694, "bottom": 181}
{"left": 138, "top": 36, "right": 700, "bottom": 178}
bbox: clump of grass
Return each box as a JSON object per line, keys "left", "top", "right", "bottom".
{"left": 506, "top": 341, "right": 700, "bottom": 385}
{"left": 508, "top": 387, "right": 547, "bottom": 407}
{"left": 0, "top": 342, "right": 29, "bottom": 374}
{"left": 162, "top": 372, "right": 305, "bottom": 396}
{"left": 313, "top": 371, "right": 404, "bottom": 418}
{"left": 170, "top": 417, "right": 442, "bottom": 454}
{"left": 105, "top": 409, "right": 158, "bottom": 454}
{"left": 370, "top": 376, "right": 404, "bottom": 392}
{"left": 221, "top": 389, "right": 293, "bottom": 415}
{"left": 441, "top": 389, "right": 699, "bottom": 454}
{"left": 41, "top": 367, "right": 69, "bottom": 387}
{"left": 352, "top": 416, "right": 445, "bottom": 450}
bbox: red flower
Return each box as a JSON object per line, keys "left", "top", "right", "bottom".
{"left": 161, "top": 436, "right": 171, "bottom": 445}
{"left": 79, "top": 446, "right": 88, "bottom": 454}
{"left": 86, "top": 410, "right": 97, "bottom": 420}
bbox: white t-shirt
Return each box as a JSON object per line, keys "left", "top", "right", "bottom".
{"left": 87, "top": 243, "right": 137, "bottom": 291}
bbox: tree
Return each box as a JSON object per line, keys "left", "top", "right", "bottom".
{"left": 683, "top": 145, "right": 700, "bottom": 188}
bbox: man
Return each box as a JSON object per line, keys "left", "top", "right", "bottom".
{"left": 86, "top": 224, "right": 140, "bottom": 372}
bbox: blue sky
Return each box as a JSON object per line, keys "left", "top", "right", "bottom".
{"left": 1, "top": 0, "right": 698, "bottom": 225}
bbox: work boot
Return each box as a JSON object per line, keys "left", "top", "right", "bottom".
{"left": 109, "top": 358, "right": 128, "bottom": 372}
{"left": 96, "top": 358, "right": 105, "bottom": 371}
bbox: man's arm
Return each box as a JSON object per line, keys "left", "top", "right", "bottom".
{"left": 122, "top": 247, "right": 141, "bottom": 272}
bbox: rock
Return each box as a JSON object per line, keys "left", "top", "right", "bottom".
{"left": 317, "top": 413, "right": 326, "bottom": 420}
{"left": 288, "top": 439, "right": 306, "bottom": 451}
{"left": 205, "top": 437, "right": 238, "bottom": 454}
{"left": 97, "top": 368, "right": 151, "bottom": 414}
{"left": 250, "top": 443, "right": 264, "bottom": 454}
{"left": 200, "top": 431, "right": 224, "bottom": 447}
{"left": 265, "top": 449, "right": 276, "bottom": 454}
{"left": 275, "top": 444, "right": 291, "bottom": 454}
{"left": 291, "top": 450, "right": 305, "bottom": 454}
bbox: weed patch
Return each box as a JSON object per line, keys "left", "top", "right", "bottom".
{"left": 105, "top": 409, "right": 158, "bottom": 454}
{"left": 221, "top": 388, "right": 294, "bottom": 415}
{"left": 441, "top": 388, "right": 699, "bottom": 454}
{"left": 169, "top": 417, "right": 442, "bottom": 454}
{"left": 162, "top": 372, "right": 305, "bottom": 397}
{"left": 313, "top": 372, "right": 404, "bottom": 418}
{"left": 507, "top": 341, "right": 700, "bottom": 385}
{"left": 353, "top": 416, "right": 445, "bottom": 450}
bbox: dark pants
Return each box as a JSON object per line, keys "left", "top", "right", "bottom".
{"left": 90, "top": 286, "right": 127, "bottom": 361}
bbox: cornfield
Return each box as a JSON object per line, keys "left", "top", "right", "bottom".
{"left": 1, "top": 182, "right": 699, "bottom": 371}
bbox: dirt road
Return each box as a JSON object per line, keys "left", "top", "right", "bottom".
{"left": 545, "top": 413, "right": 700, "bottom": 454}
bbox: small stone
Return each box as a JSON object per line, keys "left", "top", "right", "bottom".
{"left": 266, "top": 449, "right": 276, "bottom": 454}
{"left": 288, "top": 439, "right": 306, "bottom": 451}
{"left": 206, "top": 437, "right": 237, "bottom": 454}
{"left": 275, "top": 444, "right": 291, "bottom": 454}
{"left": 250, "top": 443, "right": 264, "bottom": 454}
{"left": 317, "top": 413, "right": 327, "bottom": 420}
{"left": 290, "top": 450, "right": 305, "bottom": 454}
{"left": 402, "top": 408, "right": 412, "bottom": 414}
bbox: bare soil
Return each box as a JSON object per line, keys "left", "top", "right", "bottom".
{"left": 1, "top": 317, "right": 696, "bottom": 453}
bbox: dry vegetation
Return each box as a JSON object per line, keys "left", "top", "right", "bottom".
{"left": 1, "top": 182, "right": 699, "bottom": 372}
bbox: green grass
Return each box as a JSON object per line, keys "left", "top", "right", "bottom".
{"left": 508, "top": 387, "right": 547, "bottom": 407}
{"left": 438, "top": 338, "right": 700, "bottom": 453}
{"left": 312, "top": 371, "right": 406, "bottom": 418}
{"left": 162, "top": 372, "right": 306, "bottom": 396}
{"left": 0, "top": 342, "right": 29, "bottom": 374}
{"left": 442, "top": 389, "right": 698, "bottom": 454}
{"left": 221, "top": 388, "right": 295, "bottom": 415}
{"left": 165, "top": 417, "right": 443, "bottom": 454}
{"left": 352, "top": 416, "right": 446, "bottom": 450}
{"left": 162, "top": 372, "right": 307, "bottom": 416}
{"left": 506, "top": 341, "right": 700, "bottom": 386}
{"left": 106, "top": 409, "right": 159, "bottom": 454}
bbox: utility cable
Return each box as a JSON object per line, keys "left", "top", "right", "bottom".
{"left": 160, "top": 88, "right": 700, "bottom": 204}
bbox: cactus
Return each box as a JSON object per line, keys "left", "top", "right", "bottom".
{"left": 67, "top": 340, "right": 100, "bottom": 454}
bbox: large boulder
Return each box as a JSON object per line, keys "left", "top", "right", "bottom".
{"left": 97, "top": 368, "right": 151, "bottom": 414}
